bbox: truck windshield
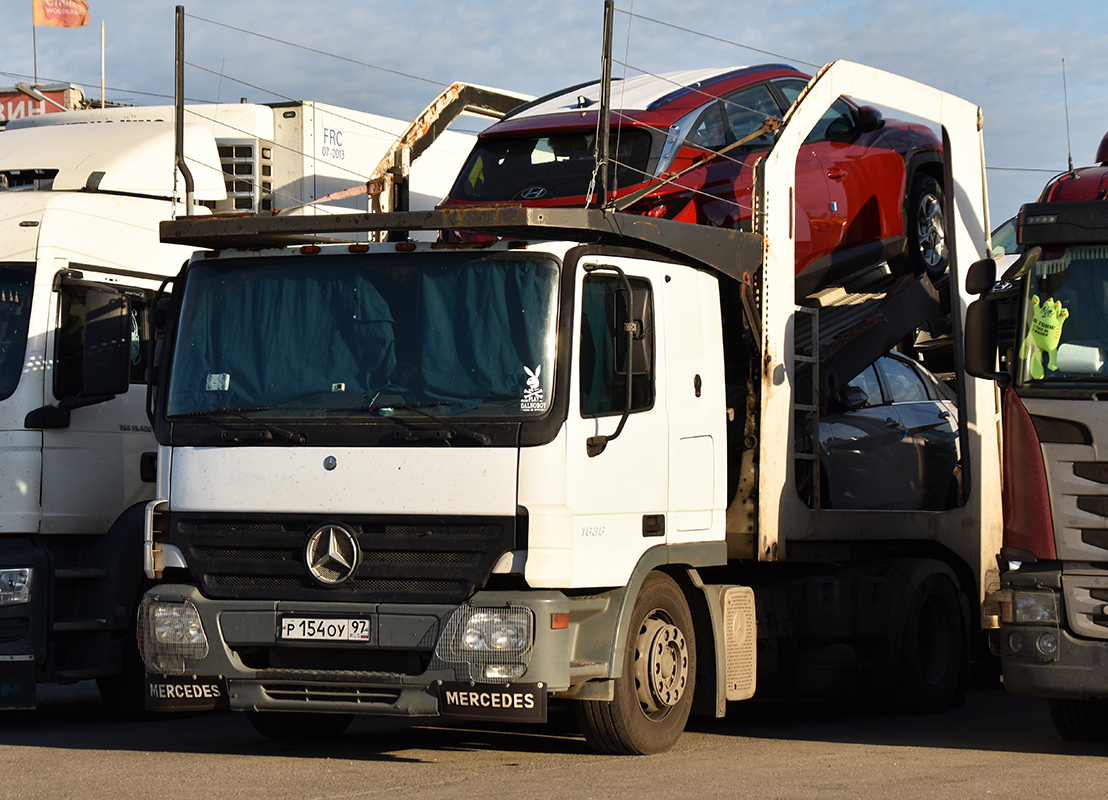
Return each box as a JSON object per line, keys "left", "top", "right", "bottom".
{"left": 1018, "top": 245, "right": 1108, "bottom": 385}
{"left": 0, "top": 264, "right": 34, "bottom": 402}
{"left": 165, "top": 252, "right": 559, "bottom": 419}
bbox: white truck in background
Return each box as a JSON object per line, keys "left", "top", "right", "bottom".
{"left": 0, "top": 83, "right": 526, "bottom": 712}
{"left": 139, "top": 61, "right": 1002, "bottom": 753}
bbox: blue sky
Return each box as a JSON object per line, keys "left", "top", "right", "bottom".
{"left": 6, "top": 0, "right": 1108, "bottom": 224}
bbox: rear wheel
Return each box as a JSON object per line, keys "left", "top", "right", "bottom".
{"left": 575, "top": 572, "right": 695, "bottom": 755}
{"left": 1049, "top": 698, "right": 1108, "bottom": 742}
{"left": 898, "top": 174, "right": 948, "bottom": 280}
{"left": 246, "top": 710, "right": 354, "bottom": 742}
{"left": 891, "top": 567, "right": 965, "bottom": 714}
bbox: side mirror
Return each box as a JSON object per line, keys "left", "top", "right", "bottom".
{"left": 25, "top": 287, "right": 131, "bottom": 430}
{"left": 82, "top": 288, "right": 132, "bottom": 397}
{"left": 1000, "top": 245, "right": 1042, "bottom": 283}
{"left": 840, "top": 384, "right": 869, "bottom": 411}
{"left": 964, "top": 298, "right": 1003, "bottom": 382}
{"left": 858, "top": 105, "right": 885, "bottom": 133}
{"left": 965, "top": 257, "right": 997, "bottom": 296}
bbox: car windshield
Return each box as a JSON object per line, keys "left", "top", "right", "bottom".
{"left": 1018, "top": 245, "right": 1108, "bottom": 385}
{"left": 0, "top": 264, "right": 34, "bottom": 402}
{"left": 165, "top": 252, "right": 560, "bottom": 419}
{"left": 450, "top": 128, "right": 657, "bottom": 202}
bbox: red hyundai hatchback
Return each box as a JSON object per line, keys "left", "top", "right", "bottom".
{"left": 442, "top": 64, "right": 946, "bottom": 294}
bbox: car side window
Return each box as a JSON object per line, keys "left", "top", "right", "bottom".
{"left": 808, "top": 99, "right": 858, "bottom": 142}
{"left": 720, "top": 84, "right": 781, "bottom": 148}
{"left": 845, "top": 364, "right": 883, "bottom": 406}
{"left": 774, "top": 79, "right": 858, "bottom": 144}
{"left": 775, "top": 79, "right": 806, "bottom": 108}
{"left": 881, "top": 357, "right": 930, "bottom": 402}
{"left": 688, "top": 103, "right": 729, "bottom": 151}
{"left": 580, "top": 275, "right": 654, "bottom": 417}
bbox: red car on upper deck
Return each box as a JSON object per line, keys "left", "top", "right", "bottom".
{"left": 442, "top": 64, "right": 946, "bottom": 294}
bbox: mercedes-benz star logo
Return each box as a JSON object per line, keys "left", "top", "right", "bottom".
{"left": 305, "top": 524, "right": 359, "bottom": 585}
{"left": 519, "top": 186, "right": 547, "bottom": 200}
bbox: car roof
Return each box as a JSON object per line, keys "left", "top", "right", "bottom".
{"left": 500, "top": 63, "right": 804, "bottom": 123}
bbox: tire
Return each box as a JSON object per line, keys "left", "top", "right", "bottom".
{"left": 574, "top": 572, "right": 696, "bottom": 755}
{"left": 891, "top": 568, "right": 964, "bottom": 714}
{"left": 897, "top": 174, "right": 948, "bottom": 280}
{"left": 1049, "top": 698, "right": 1108, "bottom": 742}
{"left": 97, "top": 616, "right": 156, "bottom": 720}
{"left": 246, "top": 710, "right": 354, "bottom": 742}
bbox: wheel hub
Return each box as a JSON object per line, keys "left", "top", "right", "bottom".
{"left": 635, "top": 614, "right": 689, "bottom": 715}
{"left": 917, "top": 192, "right": 946, "bottom": 268}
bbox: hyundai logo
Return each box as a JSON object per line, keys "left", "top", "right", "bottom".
{"left": 305, "top": 524, "right": 359, "bottom": 585}
{"left": 519, "top": 186, "right": 548, "bottom": 200}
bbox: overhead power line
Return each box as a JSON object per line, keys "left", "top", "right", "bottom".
{"left": 185, "top": 13, "right": 445, "bottom": 89}
{"left": 614, "top": 8, "right": 822, "bottom": 70}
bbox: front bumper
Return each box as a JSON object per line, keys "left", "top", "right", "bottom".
{"left": 139, "top": 584, "right": 575, "bottom": 717}
{"left": 1001, "top": 624, "right": 1108, "bottom": 700}
{"left": 0, "top": 540, "right": 49, "bottom": 709}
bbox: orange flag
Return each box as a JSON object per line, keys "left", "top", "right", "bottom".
{"left": 32, "top": 0, "right": 90, "bottom": 28}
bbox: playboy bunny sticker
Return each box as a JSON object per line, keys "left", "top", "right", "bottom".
{"left": 520, "top": 364, "right": 546, "bottom": 411}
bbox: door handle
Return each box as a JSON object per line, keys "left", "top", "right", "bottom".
{"left": 884, "top": 418, "right": 900, "bottom": 428}
{"left": 827, "top": 169, "right": 847, "bottom": 181}
{"left": 938, "top": 410, "right": 950, "bottom": 419}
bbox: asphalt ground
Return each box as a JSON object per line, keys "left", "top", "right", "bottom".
{"left": 1, "top": 680, "right": 1104, "bottom": 800}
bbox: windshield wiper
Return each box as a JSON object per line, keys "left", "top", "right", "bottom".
{"left": 357, "top": 401, "right": 492, "bottom": 446}
{"left": 175, "top": 406, "right": 307, "bottom": 445}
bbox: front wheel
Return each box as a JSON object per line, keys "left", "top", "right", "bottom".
{"left": 896, "top": 174, "right": 948, "bottom": 280}
{"left": 246, "top": 710, "right": 354, "bottom": 742}
{"left": 574, "top": 571, "right": 696, "bottom": 755}
{"left": 1049, "top": 698, "right": 1108, "bottom": 742}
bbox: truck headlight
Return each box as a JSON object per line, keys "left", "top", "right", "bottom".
{"left": 1011, "top": 589, "right": 1059, "bottom": 624}
{"left": 433, "top": 605, "right": 534, "bottom": 682}
{"left": 462, "top": 610, "right": 530, "bottom": 651}
{"left": 0, "top": 568, "right": 32, "bottom": 606}
{"left": 137, "top": 598, "right": 209, "bottom": 675}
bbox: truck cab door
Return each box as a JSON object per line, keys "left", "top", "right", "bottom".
{"left": 39, "top": 270, "right": 154, "bottom": 534}
{"left": 565, "top": 259, "right": 669, "bottom": 586}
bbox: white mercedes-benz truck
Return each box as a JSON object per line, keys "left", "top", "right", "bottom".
{"left": 138, "top": 61, "right": 1002, "bottom": 752}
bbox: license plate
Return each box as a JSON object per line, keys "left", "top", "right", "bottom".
{"left": 438, "top": 681, "right": 547, "bottom": 723}
{"left": 145, "top": 674, "right": 229, "bottom": 712}
{"left": 278, "top": 616, "right": 372, "bottom": 642}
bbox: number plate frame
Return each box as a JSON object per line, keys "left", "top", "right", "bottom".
{"left": 277, "top": 615, "right": 373, "bottom": 643}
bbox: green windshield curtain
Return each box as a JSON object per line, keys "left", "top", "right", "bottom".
{"left": 170, "top": 265, "right": 396, "bottom": 412}
{"left": 419, "top": 260, "right": 551, "bottom": 409}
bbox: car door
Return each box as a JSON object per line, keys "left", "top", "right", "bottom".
{"left": 878, "top": 355, "right": 960, "bottom": 509}
{"left": 812, "top": 100, "right": 908, "bottom": 252}
{"left": 820, "top": 362, "right": 913, "bottom": 509}
{"left": 772, "top": 79, "right": 842, "bottom": 272}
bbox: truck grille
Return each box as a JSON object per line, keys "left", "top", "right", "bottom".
{"left": 262, "top": 683, "right": 403, "bottom": 705}
{"left": 0, "top": 616, "right": 30, "bottom": 644}
{"left": 1073, "top": 462, "right": 1108, "bottom": 554}
{"left": 168, "top": 513, "right": 516, "bottom": 604}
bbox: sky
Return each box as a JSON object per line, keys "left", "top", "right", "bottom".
{"left": 5, "top": 0, "right": 1108, "bottom": 226}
